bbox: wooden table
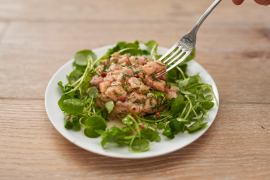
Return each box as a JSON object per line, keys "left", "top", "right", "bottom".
{"left": 0, "top": 0, "right": 269, "bottom": 179}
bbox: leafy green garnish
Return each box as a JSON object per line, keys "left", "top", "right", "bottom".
{"left": 64, "top": 115, "right": 81, "bottom": 131}
{"left": 141, "top": 128, "right": 161, "bottom": 142}
{"left": 105, "top": 101, "right": 114, "bottom": 114}
{"left": 130, "top": 138, "right": 150, "bottom": 152}
{"left": 67, "top": 68, "right": 84, "bottom": 84}
{"left": 101, "top": 41, "right": 147, "bottom": 59}
{"left": 87, "top": 86, "right": 98, "bottom": 98}
{"left": 99, "top": 114, "right": 161, "bottom": 152}
{"left": 58, "top": 98, "right": 84, "bottom": 115}
{"left": 145, "top": 40, "right": 160, "bottom": 60}
{"left": 82, "top": 115, "right": 107, "bottom": 138}
{"left": 151, "top": 90, "right": 167, "bottom": 104}
{"left": 187, "top": 120, "right": 207, "bottom": 133}
{"left": 101, "top": 126, "right": 132, "bottom": 147}
{"left": 74, "top": 50, "right": 97, "bottom": 67}
{"left": 122, "top": 115, "right": 134, "bottom": 126}
{"left": 170, "top": 95, "right": 185, "bottom": 116}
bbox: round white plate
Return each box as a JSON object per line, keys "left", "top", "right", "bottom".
{"left": 45, "top": 45, "right": 219, "bottom": 159}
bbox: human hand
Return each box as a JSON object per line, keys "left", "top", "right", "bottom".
{"left": 233, "top": 0, "right": 270, "bottom": 5}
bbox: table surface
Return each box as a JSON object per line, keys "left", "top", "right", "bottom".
{"left": 0, "top": 0, "right": 269, "bottom": 180}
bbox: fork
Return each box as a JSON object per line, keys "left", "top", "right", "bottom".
{"left": 158, "top": 0, "right": 222, "bottom": 74}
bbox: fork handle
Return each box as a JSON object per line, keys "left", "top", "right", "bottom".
{"left": 191, "top": 0, "right": 222, "bottom": 35}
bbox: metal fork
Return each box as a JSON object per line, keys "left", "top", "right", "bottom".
{"left": 158, "top": 0, "right": 222, "bottom": 74}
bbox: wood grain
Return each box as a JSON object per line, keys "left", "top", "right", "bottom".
{"left": 0, "top": 100, "right": 269, "bottom": 180}
{"left": 0, "top": 22, "right": 269, "bottom": 103}
{"left": 0, "top": 0, "right": 269, "bottom": 179}
{"left": 0, "top": 22, "right": 7, "bottom": 39}
{"left": 0, "top": 0, "right": 268, "bottom": 24}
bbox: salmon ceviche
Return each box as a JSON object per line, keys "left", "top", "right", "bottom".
{"left": 58, "top": 41, "right": 216, "bottom": 152}
{"left": 91, "top": 53, "right": 178, "bottom": 118}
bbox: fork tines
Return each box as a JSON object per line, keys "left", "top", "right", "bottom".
{"left": 159, "top": 44, "right": 191, "bottom": 73}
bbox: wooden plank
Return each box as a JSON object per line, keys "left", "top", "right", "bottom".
{"left": 0, "top": 22, "right": 269, "bottom": 103}
{"left": 0, "top": 99, "right": 269, "bottom": 180}
{"left": 0, "top": 0, "right": 268, "bottom": 24}
{"left": 0, "top": 22, "right": 7, "bottom": 39}
{"left": 0, "top": 0, "right": 268, "bottom": 179}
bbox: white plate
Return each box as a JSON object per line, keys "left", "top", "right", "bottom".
{"left": 45, "top": 45, "right": 219, "bottom": 159}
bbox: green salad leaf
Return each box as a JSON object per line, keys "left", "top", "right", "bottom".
{"left": 87, "top": 86, "right": 98, "bottom": 98}
{"left": 101, "top": 41, "right": 148, "bottom": 59}
{"left": 74, "top": 50, "right": 97, "bottom": 67}
{"left": 101, "top": 127, "right": 132, "bottom": 148}
{"left": 145, "top": 40, "right": 160, "bottom": 60}
{"left": 64, "top": 116, "right": 81, "bottom": 131}
{"left": 130, "top": 138, "right": 150, "bottom": 152}
{"left": 105, "top": 101, "right": 114, "bottom": 113}
{"left": 187, "top": 120, "right": 207, "bottom": 133}
{"left": 141, "top": 128, "right": 161, "bottom": 142}
{"left": 170, "top": 94, "right": 185, "bottom": 116}
{"left": 58, "top": 98, "right": 84, "bottom": 115}
{"left": 82, "top": 115, "right": 106, "bottom": 138}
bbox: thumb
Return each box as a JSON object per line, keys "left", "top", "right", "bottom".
{"left": 232, "top": 0, "right": 245, "bottom": 5}
{"left": 254, "top": 0, "right": 270, "bottom": 5}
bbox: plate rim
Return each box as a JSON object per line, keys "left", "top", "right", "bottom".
{"left": 45, "top": 45, "right": 219, "bottom": 159}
